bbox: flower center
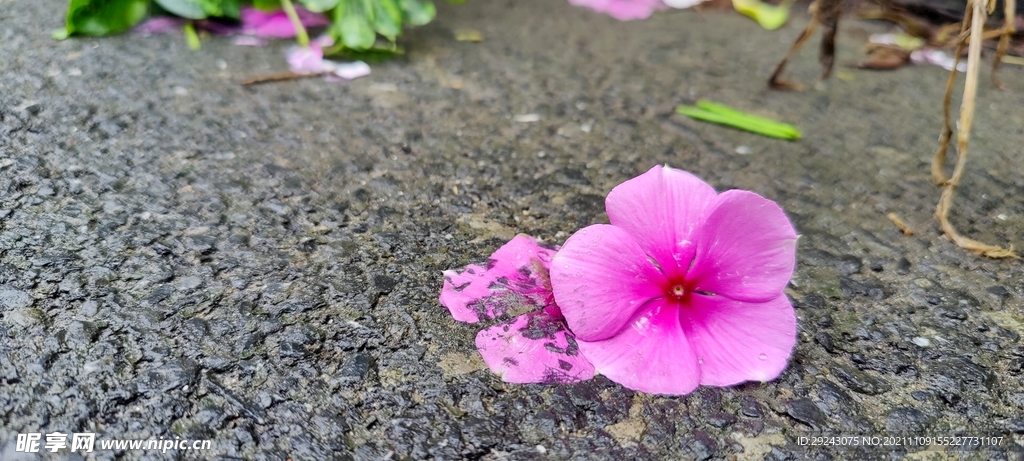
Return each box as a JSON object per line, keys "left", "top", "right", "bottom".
{"left": 669, "top": 283, "right": 686, "bottom": 300}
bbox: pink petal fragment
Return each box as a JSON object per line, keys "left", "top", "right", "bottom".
{"left": 240, "top": 6, "right": 330, "bottom": 38}
{"left": 576, "top": 298, "right": 700, "bottom": 394}
{"left": 331, "top": 61, "right": 371, "bottom": 80}
{"left": 551, "top": 224, "right": 667, "bottom": 342}
{"left": 233, "top": 36, "right": 268, "bottom": 47}
{"left": 440, "top": 235, "right": 557, "bottom": 323}
{"left": 605, "top": 165, "right": 718, "bottom": 280}
{"left": 476, "top": 310, "right": 595, "bottom": 384}
{"left": 684, "top": 293, "right": 796, "bottom": 385}
{"left": 569, "top": 0, "right": 666, "bottom": 20}
{"left": 133, "top": 17, "right": 185, "bottom": 35}
{"left": 686, "top": 189, "right": 797, "bottom": 303}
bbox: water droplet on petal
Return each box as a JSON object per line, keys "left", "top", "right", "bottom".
{"left": 697, "top": 357, "right": 704, "bottom": 365}
{"left": 758, "top": 353, "right": 767, "bottom": 360}
{"left": 575, "top": 272, "right": 582, "bottom": 278}
{"left": 563, "top": 264, "right": 570, "bottom": 269}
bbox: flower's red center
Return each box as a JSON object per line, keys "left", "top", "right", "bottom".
{"left": 668, "top": 282, "right": 686, "bottom": 300}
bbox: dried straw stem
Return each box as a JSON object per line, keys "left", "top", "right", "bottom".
{"left": 933, "top": 0, "right": 1019, "bottom": 258}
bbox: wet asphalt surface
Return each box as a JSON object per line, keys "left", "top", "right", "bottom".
{"left": 2, "top": 0, "right": 1024, "bottom": 459}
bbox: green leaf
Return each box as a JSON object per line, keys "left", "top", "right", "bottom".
{"left": 220, "top": 0, "right": 242, "bottom": 19}
{"left": 675, "top": 101, "right": 801, "bottom": 140}
{"left": 154, "top": 0, "right": 208, "bottom": 19}
{"left": 325, "top": 40, "right": 403, "bottom": 62}
{"left": 251, "top": 0, "right": 282, "bottom": 11}
{"left": 153, "top": 0, "right": 239, "bottom": 19}
{"left": 65, "top": 0, "right": 149, "bottom": 36}
{"left": 372, "top": 0, "right": 402, "bottom": 41}
{"left": 298, "top": 0, "right": 341, "bottom": 13}
{"left": 338, "top": 14, "right": 376, "bottom": 49}
{"left": 329, "top": 0, "right": 376, "bottom": 50}
{"left": 398, "top": 0, "right": 434, "bottom": 26}
{"left": 183, "top": 22, "right": 202, "bottom": 49}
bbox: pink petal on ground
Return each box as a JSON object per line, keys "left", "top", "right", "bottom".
{"left": 133, "top": 17, "right": 185, "bottom": 35}
{"left": 240, "top": 6, "right": 329, "bottom": 38}
{"left": 440, "top": 235, "right": 557, "bottom": 323}
{"left": 233, "top": 36, "right": 269, "bottom": 46}
{"left": 605, "top": 165, "right": 718, "bottom": 280}
{"left": 331, "top": 61, "right": 371, "bottom": 80}
{"left": 576, "top": 298, "right": 700, "bottom": 394}
{"left": 683, "top": 293, "right": 796, "bottom": 385}
{"left": 686, "top": 189, "right": 797, "bottom": 303}
{"left": 287, "top": 44, "right": 329, "bottom": 73}
{"left": 603, "top": 0, "right": 665, "bottom": 20}
{"left": 475, "top": 310, "right": 595, "bottom": 384}
{"left": 569, "top": 0, "right": 664, "bottom": 20}
{"left": 551, "top": 224, "right": 667, "bottom": 342}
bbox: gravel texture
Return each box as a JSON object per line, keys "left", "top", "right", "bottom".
{"left": 2, "top": 0, "right": 1024, "bottom": 459}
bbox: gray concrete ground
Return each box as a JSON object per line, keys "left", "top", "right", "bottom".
{"left": 2, "top": 0, "right": 1024, "bottom": 459}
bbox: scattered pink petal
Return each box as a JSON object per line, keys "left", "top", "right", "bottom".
{"left": 233, "top": 36, "right": 268, "bottom": 46}
{"left": 551, "top": 165, "right": 798, "bottom": 395}
{"left": 330, "top": 61, "right": 371, "bottom": 80}
{"left": 240, "top": 6, "right": 329, "bottom": 38}
{"left": 440, "top": 235, "right": 557, "bottom": 323}
{"left": 662, "top": 0, "right": 708, "bottom": 8}
{"left": 568, "top": 0, "right": 666, "bottom": 21}
{"left": 910, "top": 49, "right": 967, "bottom": 72}
{"left": 476, "top": 309, "right": 595, "bottom": 384}
{"left": 285, "top": 36, "right": 370, "bottom": 81}
{"left": 133, "top": 17, "right": 185, "bottom": 35}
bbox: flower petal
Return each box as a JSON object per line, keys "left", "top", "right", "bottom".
{"left": 605, "top": 165, "right": 718, "bottom": 279}
{"left": 684, "top": 293, "right": 796, "bottom": 385}
{"left": 576, "top": 299, "right": 700, "bottom": 394}
{"left": 475, "top": 310, "right": 595, "bottom": 384}
{"left": 551, "top": 224, "right": 667, "bottom": 341}
{"left": 686, "top": 189, "right": 797, "bottom": 302}
{"left": 439, "top": 235, "right": 557, "bottom": 323}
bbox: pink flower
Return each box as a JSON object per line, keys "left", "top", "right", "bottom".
{"left": 440, "top": 236, "right": 595, "bottom": 384}
{"left": 132, "top": 6, "right": 328, "bottom": 39}
{"left": 568, "top": 0, "right": 667, "bottom": 21}
{"left": 549, "top": 165, "right": 798, "bottom": 395}
{"left": 238, "top": 6, "right": 329, "bottom": 38}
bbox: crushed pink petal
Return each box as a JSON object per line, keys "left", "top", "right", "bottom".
{"left": 476, "top": 310, "right": 595, "bottom": 384}
{"left": 440, "top": 235, "right": 558, "bottom": 323}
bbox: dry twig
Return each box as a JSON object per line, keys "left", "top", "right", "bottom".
{"left": 768, "top": 0, "right": 844, "bottom": 90}
{"left": 932, "top": 0, "right": 1018, "bottom": 258}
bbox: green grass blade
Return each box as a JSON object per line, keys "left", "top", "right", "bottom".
{"left": 675, "top": 102, "right": 801, "bottom": 140}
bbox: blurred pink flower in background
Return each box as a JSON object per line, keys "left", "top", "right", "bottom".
{"left": 568, "top": 0, "right": 667, "bottom": 21}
